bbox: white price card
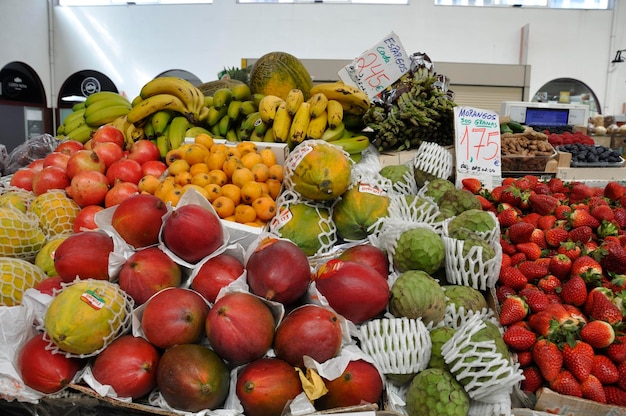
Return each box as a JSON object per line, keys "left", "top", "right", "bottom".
{"left": 338, "top": 31, "right": 410, "bottom": 99}
{"left": 454, "top": 106, "right": 502, "bottom": 190}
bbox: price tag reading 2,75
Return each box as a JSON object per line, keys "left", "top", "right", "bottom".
{"left": 339, "top": 32, "right": 410, "bottom": 99}
{"left": 453, "top": 106, "right": 502, "bottom": 190}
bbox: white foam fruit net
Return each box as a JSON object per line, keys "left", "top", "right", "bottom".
{"left": 412, "top": 141, "right": 454, "bottom": 181}
{"left": 441, "top": 315, "right": 524, "bottom": 402}
{"left": 469, "top": 392, "right": 513, "bottom": 416}
{"left": 358, "top": 317, "right": 431, "bottom": 377}
{"left": 440, "top": 301, "right": 495, "bottom": 331}
{"left": 441, "top": 211, "right": 501, "bottom": 246}
{"left": 441, "top": 234, "right": 503, "bottom": 291}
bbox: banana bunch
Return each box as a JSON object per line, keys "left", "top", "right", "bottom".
{"left": 309, "top": 81, "right": 371, "bottom": 117}
{"left": 106, "top": 115, "right": 145, "bottom": 148}
{"left": 200, "top": 83, "right": 266, "bottom": 142}
{"left": 57, "top": 91, "right": 132, "bottom": 143}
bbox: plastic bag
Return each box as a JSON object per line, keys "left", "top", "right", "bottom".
{"left": 0, "top": 144, "right": 8, "bottom": 176}
{"left": 2, "top": 134, "right": 60, "bottom": 176}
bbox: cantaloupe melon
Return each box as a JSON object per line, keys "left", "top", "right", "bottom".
{"left": 249, "top": 52, "right": 313, "bottom": 101}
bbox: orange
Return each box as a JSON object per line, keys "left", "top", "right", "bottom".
{"left": 184, "top": 144, "right": 211, "bottom": 166}
{"left": 251, "top": 163, "right": 270, "bottom": 183}
{"left": 231, "top": 167, "right": 255, "bottom": 188}
{"left": 252, "top": 196, "right": 277, "bottom": 221}
{"left": 212, "top": 196, "right": 236, "bottom": 219}
{"left": 168, "top": 159, "right": 190, "bottom": 175}
{"left": 236, "top": 141, "right": 258, "bottom": 156}
{"left": 194, "top": 133, "right": 214, "bottom": 149}
{"left": 207, "top": 169, "right": 228, "bottom": 186}
{"left": 138, "top": 175, "right": 160, "bottom": 194}
{"left": 204, "top": 184, "right": 223, "bottom": 202}
{"left": 234, "top": 204, "right": 257, "bottom": 224}
{"left": 266, "top": 178, "right": 283, "bottom": 200}
{"left": 259, "top": 148, "right": 277, "bottom": 167}
{"left": 206, "top": 151, "right": 227, "bottom": 171}
{"left": 221, "top": 183, "right": 242, "bottom": 205}
{"left": 222, "top": 157, "right": 244, "bottom": 178}
{"left": 240, "top": 152, "right": 264, "bottom": 170}
{"left": 268, "top": 164, "right": 284, "bottom": 182}
{"left": 240, "top": 181, "right": 264, "bottom": 204}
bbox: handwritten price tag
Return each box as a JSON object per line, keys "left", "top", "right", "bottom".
{"left": 454, "top": 106, "right": 502, "bottom": 190}
{"left": 338, "top": 31, "right": 410, "bottom": 99}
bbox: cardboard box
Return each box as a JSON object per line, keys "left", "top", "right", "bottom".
{"left": 534, "top": 387, "right": 626, "bottom": 416}
{"left": 591, "top": 135, "right": 612, "bottom": 147}
{"left": 556, "top": 166, "right": 626, "bottom": 182}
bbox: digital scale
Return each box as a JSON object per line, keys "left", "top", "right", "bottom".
{"left": 500, "top": 101, "right": 590, "bottom": 127}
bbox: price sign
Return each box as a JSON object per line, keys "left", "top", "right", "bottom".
{"left": 454, "top": 106, "right": 502, "bottom": 190}
{"left": 338, "top": 31, "right": 410, "bottom": 99}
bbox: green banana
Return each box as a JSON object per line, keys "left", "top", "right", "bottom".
{"left": 227, "top": 100, "right": 243, "bottom": 121}
{"left": 230, "top": 83, "right": 251, "bottom": 101}
{"left": 225, "top": 128, "right": 239, "bottom": 142}
{"left": 240, "top": 111, "right": 262, "bottom": 135}
{"left": 167, "top": 116, "right": 190, "bottom": 151}
{"left": 212, "top": 88, "right": 233, "bottom": 109}
{"left": 254, "top": 118, "right": 269, "bottom": 136}
{"left": 65, "top": 125, "right": 95, "bottom": 144}
{"left": 156, "top": 124, "right": 171, "bottom": 158}
{"left": 85, "top": 105, "right": 131, "bottom": 127}
{"left": 62, "top": 108, "right": 86, "bottom": 125}
{"left": 327, "top": 135, "right": 371, "bottom": 154}
{"left": 143, "top": 118, "right": 156, "bottom": 140}
{"left": 218, "top": 115, "right": 232, "bottom": 137}
{"left": 84, "top": 91, "right": 128, "bottom": 107}
{"left": 320, "top": 122, "right": 345, "bottom": 142}
{"left": 204, "top": 95, "right": 214, "bottom": 108}
{"left": 207, "top": 106, "right": 228, "bottom": 127}
{"left": 185, "top": 126, "right": 213, "bottom": 139}
{"left": 56, "top": 124, "right": 65, "bottom": 136}
{"left": 62, "top": 113, "right": 87, "bottom": 133}
{"left": 84, "top": 97, "right": 131, "bottom": 120}
{"left": 72, "top": 102, "right": 86, "bottom": 112}
{"left": 151, "top": 110, "right": 174, "bottom": 137}
{"left": 252, "top": 93, "right": 265, "bottom": 107}
{"left": 239, "top": 100, "right": 257, "bottom": 116}
{"left": 127, "top": 94, "right": 191, "bottom": 125}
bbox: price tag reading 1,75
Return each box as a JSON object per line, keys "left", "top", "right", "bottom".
{"left": 453, "top": 106, "right": 502, "bottom": 190}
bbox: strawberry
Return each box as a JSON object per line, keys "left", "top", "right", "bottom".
{"left": 618, "top": 361, "right": 626, "bottom": 390}
{"left": 550, "top": 369, "right": 583, "bottom": 398}
{"left": 592, "top": 354, "right": 619, "bottom": 385}
{"left": 562, "top": 340, "right": 595, "bottom": 382}
{"left": 557, "top": 241, "right": 582, "bottom": 262}
{"left": 560, "top": 275, "right": 588, "bottom": 307}
{"left": 499, "top": 266, "right": 528, "bottom": 291}
{"left": 537, "top": 215, "right": 557, "bottom": 231}
{"left": 545, "top": 228, "right": 569, "bottom": 249}
{"left": 517, "top": 350, "right": 534, "bottom": 367}
{"left": 581, "top": 320, "right": 616, "bottom": 349}
{"left": 568, "top": 225, "right": 593, "bottom": 244}
{"left": 555, "top": 204, "right": 572, "bottom": 220}
{"left": 613, "top": 207, "right": 626, "bottom": 229}
{"left": 606, "top": 335, "right": 626, "bottom": 364}
{"left": 461, "top": 177, "right": 483, "bottom": 194}
{"left": 476, "top": 195, "right": 496, "bottom": 212}
{"left": 518, "top": 260, "right": 548, "bottom": 281}
{"left": 597, "top": 220, "right": 619, "bottom": 239}
{"left": 533, "top": 182, "right": 551, "bottom": 195}
{"left": 500, "top": 237, "right": 517, "bottom": 256}
{"left": 522, "top": 212, "right": 542, "bottom": 228}
{"left": 499, "top": 295, "right": 529, "bottom": 326}
{"left": 519, "top": 287, "right": 549, "bottom": 313}
{"left": 528, "top": 304, "right": 569, "bottom": 337}
{"left": 569, "top": 182, "right": 594, "bottom": 204}
{"left": 590, "top": 289, "right": 623, "bottom": 325}
{"left": 503, "top": 323, "right": 536, "bottom": 351}
{"left": 510, "top": 252, "right": 527, "bottom": 266}
{"left": 521, "top": 366, "right": 544, "bottom": 394}
{"left": 604, "top": 385, "right": 626, "bottom": 406}
{"left": 538, "top": 274, "right": 562, "bottom": 295}
{"left": 570, "top": 255, "right": 603, "bottom": 281}
{"left": 516, "top": 242, "right": 542, "bottom": 261}
{"left": 588, "top": 195, "right": 610, "bottom": 211}
{"left": 548, "top": 177, "right": 566, "bottom": 193}
{"left": 569, "top": 208, "right": 601, "bottom": 229}
{"left": 596, "top": 240, "right": 626, "bottom": 275}
{"left": 581, "top": 374, "right": 607, "bottom": 404}
{"left": 529, "top": 193, "right": 559, "bottom": 216}
{"left": 530, "top": 228, "right": 548, "bottom": 249}
{"left": 508, "top": 222, "right": 536, "bottom": 244}
{"left": 604, "top": 181, "right": 626, "bottom": 202}
{"left": 591, "top": 204, "right": 615, "bottom": 222}
{"left": 501, "top": 253, "right": 512, "bottom": 269}
{"left": 533, "top": 338, "right": 563, "bottom": 383}
{"left": 497, "top": 208, "right": 519, "bottom": 228}
{"left": 496, "top": 284, "right": 517, "bottom": 304}
{"left": 548, "top": 254, "right": 572, "bottom": 280}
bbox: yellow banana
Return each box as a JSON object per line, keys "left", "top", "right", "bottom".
{"left": 227, "top": 100, "right": 243, "bottom": 121}
{"left": 72, "top": 102, "right": 86, "bottom": 112}
{"left": 212, "top": 88, "right": 233, "bottom": 109}
{"left": 309, "top": 81, "right": 370, "bottom": 116}
{"left": 308, "top": 92, "right": 328, "bottom": 118}
{"left": 85, "top": 105, "right": 131, "bottom": 127}
{"left": 131, "top": 95, "right": 143, "bottom": 106}
{"left": 285, "top": 89, "right": 304, "bottom": 116}
{"left": 198, "top": 106, "right": 210, "bottom": 124}
{"left": 84, "top": 98, "right": 131, "bottom": 120}
{"left": 218, "top": 115, "right": 232, "bottom": 137}
{"left": 151, "top": 110, "right": 174, "bottom": 137}
{"left": 320, "top": 122, "right": 346, "bottom": 142}
{"left": 204, "top": 95, "right": 214, "bottom": 107}
{"left": 258, "top": 95, "right": 284, "bottom": 125}
{"left": 288, "top": 102, "right": 311, "bottom": 148}
{"left": 167, "top": 116, "right": 190, "bottom": 151}
{"left": 156, "top": 124, "right": 171, "bottom": 158}
{"left": 125, "top": 123, "right": 144, "bottom": 146}
{"left": 271, "top": 102, "right": 291, "bottom": 143}
{"left": 189, "top": 85, "right": 206, "bottom": 117}
{"left": 326, "top": 99, "right": 344, "bottom": 129}
{"left": 140, "top": 76, "right": 199, "bottom": 116}
{"left": 306, "top": 111, "right": 328, "bottom": 140}
{"left": 65, "top": 125, "right": 95, "bottom": 144}
{"left": 207, "top": 106, "right": 228, "bottom": 127}
{"left": 127, "top": 94, "right": 191, "bottom": 125}
{"left": 239, "top": 100, "right": 257, "bottom": 116}
{"left": 252, "top": 93, "right": 265, "bottom": 107}
{"left": 327, "top": 135, "right": 371, "bottom": 154}
{"left": 185, "top": 126, "right": 213, "bottom": 139}
{"left": 84, "top": 91, "right": 128, "bottom": 107}
{"left": 230, "top": 83, "right": 252, "bottom": 101}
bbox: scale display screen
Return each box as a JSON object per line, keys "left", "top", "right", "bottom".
{"left": 525, "top": 107, "right": 570, "bottom": 126}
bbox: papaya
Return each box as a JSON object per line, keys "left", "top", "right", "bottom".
{"left": 285, "top": 141, "right": 352, "bottom": 201}
{"left": 332, "top": 185, "right": 390, "bottom": 241}
{"left": 273, "top": 202, "right": 336, "bottom": 256}
{"left": 44, "top": 279, "right": 130, "bottom": 356}
{"left": 249, "top": 52, "right": 313, "bottom": 101}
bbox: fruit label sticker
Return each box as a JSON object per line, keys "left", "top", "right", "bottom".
{"left": 284, "top": 142, "right": 314, "bottom": 172}
{"left": 358, "top": 181, "right": 386, "bottom": 196}
{"left": 270, "top": 205, "right": 293, "bottom": 229}
{"left": 80, "top": 289, "right": 105, "bottom": 310}
{"left": 338, "top": 31, "right": 410, "bottom": 99}
{"left": 453, "top": 106, "right": 502, "bottom": 190}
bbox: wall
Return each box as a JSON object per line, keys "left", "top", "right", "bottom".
{"left": 1, "top": 1, "right": 624, "bottom": 117}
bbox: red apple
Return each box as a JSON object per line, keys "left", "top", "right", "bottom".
{"left": 65, "top": 150, "right": 106, "bottom": 179}
{"left": 141, "top": 160, "right": 167, "bottom": 178}
{"left": 315, "top": 359, "right": 383, "bottom": 410}
{"left": 141, "top": 288, "right": 209, "bottom": 350}
{"left": 92, "top": 141, "right": 124, "bottom": 169}
{"left": 55, "top": 139, "right": 84, "bottom": 156}
{"left": 43, "top": 152, "right": 70, "bottom": 170}
{"left": 236, "top": 357, "right": 304, "bottom": 416}
{"left": 337, "top": 243, "right": 390, "bottom": 278}
{"left": 73, "top": 205, "right": 105, "bottom": 233}
{"left": 17, "top": 332, "right": 85, "bottom": 394}
{"left": 205, "top": 291, "right": 275, "bottom": 366}
{"left": 32, "top": 166, "right": 70, "bottom": 196}
{"left": 91, "top": 125, "right": 125, "bottom": 149}
{"left": 156, "top": 344, "right": 229, "bottom": 412}
{"left": 27, "top": 158, "right": 45, "bottom": 173}
{"left": 69, "top": 170, "right": 109, "bottom": 207}
{"left": 162, "top": 204, "right": 224, "bottom": 264}
{"left": 273, "top": 304, "right": 343, "bottom": 369}
{"left": 91, "top": 334, "right": 160, "bottom": 399}
{"left": 111, "top": 193, "right": 167, "bottom": 248}
{"left": 9, "top": 168, "right": 35, "bottom": 191}
{"left": 106, "top": 158, "right": 143, "bottom": 185}
{"left": 118, "top": 247, "right": 182, "bottom": 305}
{"left": 54, "top": 231, "right": 114, "bottom": 282}
{"left": 33, "top": 275, "right": 64, "bottom": 296}
{"left": 104, "top": 181, "right": 139, "bottom": 208}
{"left": 191, "top": 253, "right": 244, "bottom": 303}
{"left": 127, "top": 139, "right": 161, "bottom": 165}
